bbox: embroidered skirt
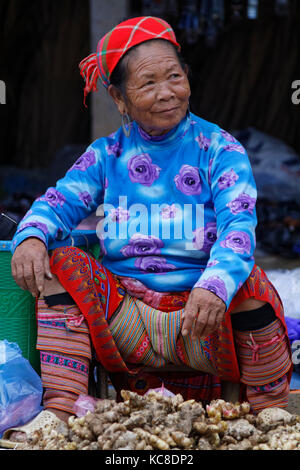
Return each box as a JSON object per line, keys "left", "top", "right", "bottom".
{"left": 36, "top": 246, "right": 292, "bottom": 413}
{"left": 37, "top": 302, "right": 91, "bottom": 413}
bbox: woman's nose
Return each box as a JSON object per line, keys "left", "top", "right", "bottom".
{"left": 157, "top": 82, "right": 174, "bottom": 101}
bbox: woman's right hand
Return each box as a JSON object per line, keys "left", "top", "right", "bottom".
{"left": 11, "top": 237, "right": 52, "bottom": 297}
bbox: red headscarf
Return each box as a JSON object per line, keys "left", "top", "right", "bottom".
{"left": 79, "top": 16, "right": 180, "bottom": 106}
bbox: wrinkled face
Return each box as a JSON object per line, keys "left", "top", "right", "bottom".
{"left": 109, "top": 40, "right": 191, "bottom": 136}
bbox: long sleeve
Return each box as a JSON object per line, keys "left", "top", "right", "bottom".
{"left": 11, "top": 143, "right": 105, "bottom": 253}
{"left": 193, "top": 135, "right": 257, "bottom": 309}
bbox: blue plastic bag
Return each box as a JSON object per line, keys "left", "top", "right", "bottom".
{"left": 0, "top": 340, "right": 43, "bottom": 437}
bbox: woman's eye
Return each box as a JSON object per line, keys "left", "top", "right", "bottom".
{"left": 144, "top": 81, "right": 154, "bottom": 87}
{"left": 170, "top": 73, "right": 180, "bottom": 79}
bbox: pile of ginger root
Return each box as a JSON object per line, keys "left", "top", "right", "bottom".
{"left": 17, "top": 390, "right": 300, "bottom": 451}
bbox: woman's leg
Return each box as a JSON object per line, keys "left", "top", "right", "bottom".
{"left": 230, "top": 300, "right": 292, "bottom": 413}
{"left": 36, "top": 245, "right": 126, "bottom": 423}
{"left": 37, "top": 275, "right": 92, "bottom": 423}
{"left": 230, "top": 297, "right": 266, "bottom": 313}
{"left": 43, "top": 274, "right": 67, "bottom": 296}
{"left": 7, "top": 276, "right": 90, "bottom": 442}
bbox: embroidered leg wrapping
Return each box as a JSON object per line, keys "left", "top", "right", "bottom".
{"left": 234, "top": 318, "right": 292, "bottom": 413}
{"left": 37, "top": 299, "right": 91, "bottom": 414}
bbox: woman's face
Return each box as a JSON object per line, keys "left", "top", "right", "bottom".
{"left": 109, "top": 40, "right": 191, "bottom": 136}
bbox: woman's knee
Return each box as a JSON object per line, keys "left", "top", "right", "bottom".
{"left": 230, "top": 298, "right": 266, "bottom": 314}
{"left": 45, "top": 245, "right": 87, "bottom": 296}
{"left": 42, "top": 274, "right": 67, "bottom": 296}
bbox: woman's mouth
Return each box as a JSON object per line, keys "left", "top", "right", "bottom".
{"left": 156, "top": 107, "right": 178, "bottom": 114}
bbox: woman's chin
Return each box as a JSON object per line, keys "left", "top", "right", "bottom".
{"left": 142, "top": 113, "right": 186, "bottom": 136}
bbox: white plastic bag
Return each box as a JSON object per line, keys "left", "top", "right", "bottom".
{"left": 0, "top": 340, "right": 43, "bottom": 437}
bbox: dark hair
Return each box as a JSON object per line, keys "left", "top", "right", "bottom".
{"left": 109, "top": 39, "right": 188, "bottom": 96}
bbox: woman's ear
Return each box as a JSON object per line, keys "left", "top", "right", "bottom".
{"left": 107, "top": 85, "right": 126, "bottom": 115}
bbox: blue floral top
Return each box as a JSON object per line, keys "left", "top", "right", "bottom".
{"left": 12, "top": 112, "right": 257, "bottom": 309}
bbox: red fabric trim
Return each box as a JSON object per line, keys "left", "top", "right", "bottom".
{"left": 224, "top": 265, "right": 293, "bottom": 384}
{"left": 48, "top": 248, "right": 292, "bottom": 390}
{"left": 49, "top": 246, "right": 130, "bottom": 373}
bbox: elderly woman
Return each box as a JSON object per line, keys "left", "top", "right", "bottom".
{"left": 7, "top": 17, "right": 292, "bottom": 434}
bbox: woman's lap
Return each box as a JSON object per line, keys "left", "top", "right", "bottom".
{"left": 37, "top": 246, "right": 293, "bottom": 412}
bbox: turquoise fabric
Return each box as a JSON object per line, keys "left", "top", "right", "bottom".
{"left": 12, "top": 112, "right": 257, "bottom": 308}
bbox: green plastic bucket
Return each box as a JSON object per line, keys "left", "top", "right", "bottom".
{"left": 0, "top": 231, "right": 100, "bottom": 374}
{"left": 0, "top": 241, "right": 40, "bottom": 373}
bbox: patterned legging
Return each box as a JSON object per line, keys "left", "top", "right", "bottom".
{"left": 36, "top": 247, "right": 292, "bottom": 414}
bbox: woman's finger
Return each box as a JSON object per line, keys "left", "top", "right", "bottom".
{"left": 23, "top": 261, "right": 38, "bottom": 296}
{"left": 12, "top": 260, "right": 28, "bottom": 291}
{"left": 33, "top": 259, "right": 47, "bottom": 295}
{"left": 182, "top": 299, "right": 199, "bottom": 336}
{"left": 192, "top": 307, "right": 212, "bottom": 339}
{"left": 197, "top": 309, "right": 217, "bottom": 339}
{"left": 43, "top": 253, "right": 52, "bottom": 281}
{"left": 199, "top": 306, "right": 224, "bottom": 339}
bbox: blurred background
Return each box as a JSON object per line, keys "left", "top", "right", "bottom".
{"left": 0, "top": 0, "right": 300, "bottom": 264}
{"left": 2, "top": 0, "right": 300, "bottom": 405}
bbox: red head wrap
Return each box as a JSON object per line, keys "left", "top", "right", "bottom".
{"left": 79, "top": 16, "right": 180, "bottom": 106}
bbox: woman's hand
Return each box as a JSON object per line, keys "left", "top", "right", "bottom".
{"left": 182, "top": 287, "right": 226, "bottom": 340}
{"left": 11, "top": 237, "right": 52, "bottom": 297}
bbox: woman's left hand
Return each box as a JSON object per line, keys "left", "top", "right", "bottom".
{"left": 182, "top": 288, "right": 226, "bottom": 340}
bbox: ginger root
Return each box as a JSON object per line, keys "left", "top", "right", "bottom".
{"left": 15, "top": 391, "right": 300, "bottom": 451}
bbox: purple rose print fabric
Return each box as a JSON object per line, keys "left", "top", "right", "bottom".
{"left": 217, "top": 169, "right": 239, "bottom": 190}
{"left": 207, "top": 259, "right": 219, "bottom": 267}
{"left": 39, "top": 188, "right": 66, "bottom": 208}
{"left": 12, "top": 113, "right": 257, "bottom": 308}
{"left": 195, "top": 132, "right": 211, "bottom": 151}
{"left": 193, "top": 222, "right": 217, "bottom": 253}
{"left": 121, "top": 234, "right": 164, "bottom": 257}
{"left": 208, "top": 158, "right": 214, "bottom": 185}
{"left": 106, "top": 142, "right": 122, "bottom": 157}
{"left": 227, "top": 192, "right": 256, "bottom": 215}
{"left": 128, "top": 153, "right": 161, "bottom": 186}
{"left": 174, "top": 165, "right": 202, "bottom": 195}
{"left": 220, "top": 129, "right": 237, "bottom": 143}
{"left": 99, "top": 233, "right": 107, "bottom": 256}
{"left": 220, "top": 231, "right": 251, "bottom": 255}
{"left": 194, "top": 276, "right": 228, "bottom": 303}
{"left": 224, "top": 143, "right": 245, "bottom": 154}
{"left": 17, "top": 221, "right": 49, "bottom": 236}
{"left": 55, "top": 227, "right": 64, "bottom": 240}
{"left": 79, "top": 191, "right": 93, "bottom": 208}
{"left": 160, "top": 204, "right": 178, "bottom": 219}
{"left": 68, "top": 149, "right": 96, "bottom": 172}
{"left": 135, "top": 256, "right": 176, "bottom": 274}
{"left": 110, "top": 207, "right": 130, "bottom": 223}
